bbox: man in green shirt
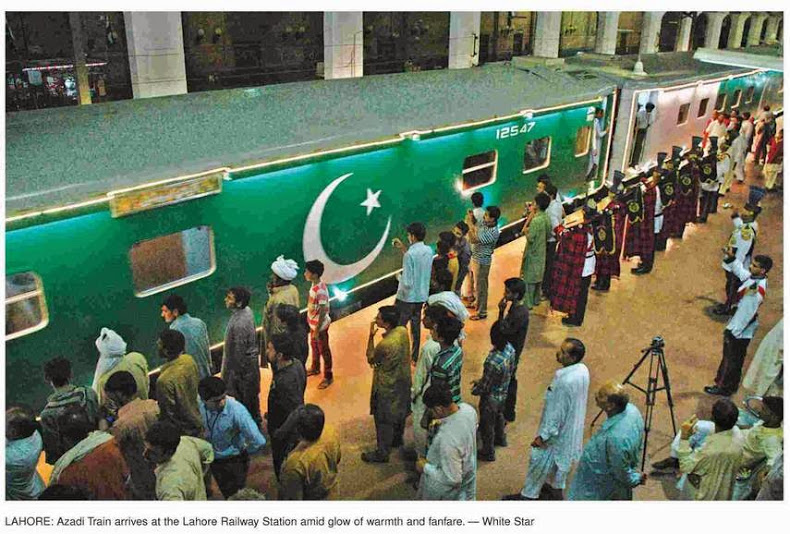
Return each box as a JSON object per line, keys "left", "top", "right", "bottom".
{"left": 156, "top": 329, "right": 204, "bottom": 438}
{"left": 520, "top": 192, "right": 552, "bottom": 308}
{"left": 362, "top": 306, "right": 412, "bottom": 463}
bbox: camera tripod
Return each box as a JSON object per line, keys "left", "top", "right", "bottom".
{"left": 591, "top": 337, "right": 678, "bottom": 470}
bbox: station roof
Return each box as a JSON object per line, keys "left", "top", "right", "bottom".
{"left": 563, "top": 50, "right": 753, "bottom": 88}
{"left": 6, "top": 63, "right": 615, "bottom": 216}
{"left": 693, "top": 44, "right": 783, "bottom": 72}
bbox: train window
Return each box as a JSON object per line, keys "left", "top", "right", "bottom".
{"left": 731, "top": 89, "right": 742, "bottom": 108}
{"left": 5, "top": 272, "right": 48, "bottom": 340}
{"left": 715, "top": 93, "right": 727, "bottom": 111}
{"left": 677, "top": 104, "right": 691, "bottom": 125}
{"left": 697, "top": 98, "right": 710, "bottom": 118}
{"left": 745, "top": 86, "right": 755, "bottom": 103}
{"left": 461, "top": 151, "right": 498, "bottom": 191}
{"left": 523, "top": 137, "right": 551, "bottom": 173}
{"left": 129, "top": 226, "right": 215, "bottom": 297}
{"left": 574, "top": 126, "right": 592, "bottom": 157}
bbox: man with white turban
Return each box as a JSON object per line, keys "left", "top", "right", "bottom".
{"left": 261, "top": 256, "right": 301, "bottom": 366}
{"left": 92, "top": 327, "right": 149, "bottom": 408}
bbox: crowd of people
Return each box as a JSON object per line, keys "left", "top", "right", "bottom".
{"left": 5, "top": 107, "right": 783, "bottom": 502}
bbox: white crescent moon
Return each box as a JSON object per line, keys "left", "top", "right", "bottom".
{"left": 303, "top": 173, "right": 392, "bottom": 284}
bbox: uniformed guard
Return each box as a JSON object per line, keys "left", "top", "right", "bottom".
{"left": 705, "top": 252, "right": 772, "bottom": 397}
{"left": 652, "top": 153, "right": 669, "bottom": 252}
{"left": 713, "top": 203, "right": 761, "bottom": 315}
{"left": 592, "top": 170, "right": 627, "bottom": 292}
{"left": 697, "top": 136, "right": 719, "bottom": 223}
{"left": 625, "top": 161, "right": 658, "bottom": 275}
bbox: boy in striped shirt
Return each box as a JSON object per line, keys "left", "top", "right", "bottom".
{"left": 304, "top": 260, "right": 333, "bottom": 389}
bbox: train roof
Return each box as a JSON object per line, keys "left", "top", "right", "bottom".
{"left": 5, "top": 63, "right": 615, "bottom": 217}
{"left": 563, "top": 50, "right": 754, "bottom": 87}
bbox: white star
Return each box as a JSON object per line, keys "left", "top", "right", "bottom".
{"left": 360, "top": 188, "right": 382, "bottom": 216}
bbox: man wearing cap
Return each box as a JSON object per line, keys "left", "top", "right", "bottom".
{"left": 626, "top": 161, "right": 658, "bottom": 276}
{"left": 262, "top": 256, "right": 301, "bottom": 366}
{"left": 651, "top": 153, "right": 670, "bottom": 253}
{"left": 656, "top": 147, "right": 681, "bottom": 250}
{"left": 697, "top": 136, "right": 720, "bottom": 223}
{"left": 592, "top": 173, "right": 626, "bottom": 292}
{"left": 714, "top": 204, "right": 760, "bottom": 316}
{"left": 668, "top": 137, "right": 701, "bottom": 239}
{"left": 705, "top": 252, "right": 772, "bottom": 397}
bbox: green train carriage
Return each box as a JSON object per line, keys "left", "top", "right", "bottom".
{"left": 6, "top": 63, "right": 617, "bottom": 409}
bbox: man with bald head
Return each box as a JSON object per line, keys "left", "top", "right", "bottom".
{"left": 568, "top": 382, "right": 645, "bottom": 500}
{"left": 503, "top": 338, "right": 590, "bottom": 500}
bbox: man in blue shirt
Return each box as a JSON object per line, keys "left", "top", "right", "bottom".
{"left": 162, "top": 294, "right": 213, "bottom": 379}
{"left": 393, "top": 222, "right": 434, "bottom": 363}
{"left": 568, "top": 382, "right": 645, "bottom": 500}
{"left": 198, "top": 377, "right": 267, "bottom": 499}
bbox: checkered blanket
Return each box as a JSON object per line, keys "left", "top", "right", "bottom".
{"left": 624, "top": 183, "right": 656, "bottom": 261}
{"left": 551, "top": 225, "right": 590, "bottom": 315}
{"left": 595, "top": 201, "right": 626, "bottom": 278}
{"left": 668, "top": 168, "right": 700, "bottom": 233}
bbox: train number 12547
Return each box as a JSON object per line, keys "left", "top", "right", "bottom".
{"left": 495, "top": 122, "right": 536, "bottom": 140}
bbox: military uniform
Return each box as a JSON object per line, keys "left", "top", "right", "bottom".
{"left": 697, "top": 137, "right": 720, "bottom": 223}
{"left": 708, "top": 258, "right": 767, "bottom": 396}
{"left": 717, "top": 215, "right": 758, "bottom": 314}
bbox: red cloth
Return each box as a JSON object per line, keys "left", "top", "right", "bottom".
{"left": 550, "top": 226, "right": 589, "bottom": 315}
{"left": 57, "top": 439, "right": 130, "bottom": 500}
{"left": 659, "top": 202, "right": 675, "bottom": 242}
{"left": 766, "top": 137, "right": 783, "bottom": 164}
{"left": 595, "top": 201, "right": 626, "bottom": 279}
{"left": 624, "top": 183, "right": 656, "bottom": 261}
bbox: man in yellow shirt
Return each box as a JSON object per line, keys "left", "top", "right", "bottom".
{"left": 678, "top": 398, "right": 744, "bottom": 500}
{"left": 279, "top": 404, "right": 341, "bottom": 500}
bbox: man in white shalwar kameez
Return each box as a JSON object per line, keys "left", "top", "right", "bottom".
{"left": 743, "top": 318, "right": 783, "bottom": 397}
{"left": 417, "top": 383, "right": 477, "bottom": 500}
{"left": 503, "top": 338, "right": 590, "bottom": 500}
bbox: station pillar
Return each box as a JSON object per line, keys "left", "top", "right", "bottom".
{"left": 746, "top": 13, "right": 769, "bottom": 46}
{"left": 727, "top": 12, "right": 751, "bottom": 49}
{"left": 449, "top": 12, "right": 481, "bottom": 69}
{"left": 594, "top": 12, "right": 620, "bottom": 55}
{"left": 763, "top": 15, "right": 782, "bottom": 44}
{"left": 704, "top": 12, "right": 728, "bottom": 48}
{"left": 639, "top": 11, "right": 665, "bottom": 55}
{"left": 323, "top": 12, "right": 363, "bottom": 80}
{"left": 533, "top": 12, "right": 562, "bottom": 58}
{"left": 675, "top": 14, "right": 693, "bottom": 52}
{"left": 124, "top": 12, "right": 188, "bottom": 99}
